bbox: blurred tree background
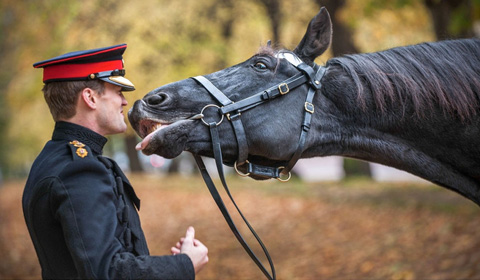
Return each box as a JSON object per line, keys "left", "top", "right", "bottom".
{"left": 0, "top": 0, "right": 479, "bottom": 179}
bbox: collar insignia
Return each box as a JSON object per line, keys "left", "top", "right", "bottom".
{"left": 69, "top": 140, "right": 86, "bottom": 148}
{"left": 70, "top": 140, "right": 88, "bottom": 158}
{"left": 76, "top": 147, "right": 88, "bottom": 158}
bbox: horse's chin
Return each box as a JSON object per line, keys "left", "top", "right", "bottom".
{"left": 235, "top": 156, "right": 290, "bottom": 181}
{"left": 248, "top": 174, "right": 271, "bottom": 181}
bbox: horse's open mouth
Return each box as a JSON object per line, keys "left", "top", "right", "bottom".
{"left": 138, "top": 119, "right": 171, "bottom": 139}
{"left": 135, "top": 116, "right": 200, "bottom": 154}
{"left": 137, "top": 112, "right": 204, "bottom": 139}
{"left": 135, "top": 118, "right": 172, "bottom": 152}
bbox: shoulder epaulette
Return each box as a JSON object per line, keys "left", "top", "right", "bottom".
{"left": 68, "top": 140, "right": 92, "bottom": 160}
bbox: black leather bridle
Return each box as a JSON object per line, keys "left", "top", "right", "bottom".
{"left": 190, "top": 52, "right": 326, "bottom": 280}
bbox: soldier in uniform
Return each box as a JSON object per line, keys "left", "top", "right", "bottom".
{"left": 23, "top": 44, "right": 208, "bottom": 279}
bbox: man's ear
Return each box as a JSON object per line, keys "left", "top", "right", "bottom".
{"left": 81, "top": 88, "right": 97, "bottom": 109}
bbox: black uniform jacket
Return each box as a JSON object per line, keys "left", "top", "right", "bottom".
{"left": 23, "top": 121, "right": 194, "bottom": 279}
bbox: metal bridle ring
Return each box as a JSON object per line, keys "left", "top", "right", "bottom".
{"left": 200, "top": 104, "right": 224, "bottom": 126}
{"left": 234, "top": 160, "right": 250, "bottom": 177}
{"left": 277, "top": 166, "right": 292, "bottom": 182}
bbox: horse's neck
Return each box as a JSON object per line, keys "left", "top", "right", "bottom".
{"left": 305, "top": 66, "right": 480, "bottom": 205}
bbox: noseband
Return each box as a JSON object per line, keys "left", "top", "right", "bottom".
{"left": 190, "top": 52, "right": 326, "bottom": 280}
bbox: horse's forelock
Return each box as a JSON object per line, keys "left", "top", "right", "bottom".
{"left": 254, "top": 45, "right": 290, "bottom": 76}
{"left": 256, "top": 45, "right": 277, "bottom": 57}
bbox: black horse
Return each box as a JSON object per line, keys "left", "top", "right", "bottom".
{"left": 129, "top": 8, "right": 480, "bottom": 206}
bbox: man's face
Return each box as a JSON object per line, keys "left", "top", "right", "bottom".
{"left": 95, "top": 82, "right": 128, "bottom": 135}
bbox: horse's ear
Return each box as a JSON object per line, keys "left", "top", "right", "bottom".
{"left": 293, "top": 7, "right": 332, "bottom": 64}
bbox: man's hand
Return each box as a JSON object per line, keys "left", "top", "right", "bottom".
{"left": 171, "top": 226, "right": 209, "bottom": 274}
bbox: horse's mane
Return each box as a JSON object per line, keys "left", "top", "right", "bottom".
{"left": 326, "top": 39, "right": 480, "bottom": 121}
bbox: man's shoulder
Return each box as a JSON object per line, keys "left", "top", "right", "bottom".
{"left": 24, "top": 139, "right": 99, "bottom": 202}
{"left": 25, "top": 139, "right": 114, "bottom": 198}
{"left": 30, "top": 139, "right": 99, "bottom": 178}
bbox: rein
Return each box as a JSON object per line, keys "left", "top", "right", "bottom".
{"left": 191, "top": 52, "right": 326, "bottom": 279}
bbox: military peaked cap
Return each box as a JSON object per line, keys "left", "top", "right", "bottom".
{"left": 33, "top": 44, "right": 135, "bottom": 91}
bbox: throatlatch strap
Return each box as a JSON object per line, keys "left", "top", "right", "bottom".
{"left": 284, "top": 87, "right": 316, "bottom": 173}
{"left": 193, "top": 122, "right": 276, "bottom": 280}
{"left": 283, "top": 64, "right": 326, "bottom": 173}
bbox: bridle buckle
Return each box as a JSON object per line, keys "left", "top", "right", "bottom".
{"left": 278, "top": 83, "right": 290, "bottom": 95}
{"left": 226, "top": 111, "right": 241, "bottom": 121}
{"left": 305, "top": 102, "right": 314, "bottom": 113}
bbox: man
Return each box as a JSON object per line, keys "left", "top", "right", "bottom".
{"left": 23, "top": 44, "right": 208, "bottom": 279}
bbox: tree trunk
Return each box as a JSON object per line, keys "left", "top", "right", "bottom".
{"left": 259, "top": 0, "right": 282, "bottom": 43}
{"left": 318, "top": 0, "right": 359, "bottom": 55}
{"left": 124, "top": 135, "right": 143, "bottom": 172}
{"left": 424, "top": 0, "right": 471, "bottom": 40}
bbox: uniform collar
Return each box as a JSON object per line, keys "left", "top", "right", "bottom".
{"left": 52, "top": 121, "right": 108, "bottom": 155}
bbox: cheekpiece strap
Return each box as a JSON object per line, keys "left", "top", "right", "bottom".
{"left": 191, "top": 75, "right": 250, "bottom": 164}
{"left": 192, "top": 76, "right": 233, "bottom": 106}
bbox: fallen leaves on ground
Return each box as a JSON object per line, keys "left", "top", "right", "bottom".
{"left": 1, "top": 174, "right": 479, "bottom": 279}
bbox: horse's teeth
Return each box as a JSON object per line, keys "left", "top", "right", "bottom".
{"left": 148, "top": 123, "right": 162, "bottom": 134}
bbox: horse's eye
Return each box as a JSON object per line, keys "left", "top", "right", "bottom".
{"left": 254, "top": 62, "right": 267, "bottom": 70}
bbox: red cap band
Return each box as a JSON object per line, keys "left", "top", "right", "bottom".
{"left": 42, "top": 60, "right": 124, "bottom": 82}
{"left": 43, "top": 60, "right": 123, "bottom": 82}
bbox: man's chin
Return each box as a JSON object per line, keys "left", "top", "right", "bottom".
{"left": 104, "top": 123, "right": 127, "bottom": 136}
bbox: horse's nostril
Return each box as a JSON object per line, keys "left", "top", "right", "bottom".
{"left": 145, "top": 93, "right": 168, "bottom": 106}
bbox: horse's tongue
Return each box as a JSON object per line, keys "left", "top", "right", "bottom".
{"left": 135, "top": 132, "right": 165, "bottom": 167}
{"left": 135, "top": 132, "right": 154, "bottom": 151}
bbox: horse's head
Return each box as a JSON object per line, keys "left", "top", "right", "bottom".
{"left": 128, "top": 8, "right": 332, "bottom": 176}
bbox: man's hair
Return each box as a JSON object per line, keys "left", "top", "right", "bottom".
{"left": 42, "top": 80, "right": 105, "bottom": 121}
